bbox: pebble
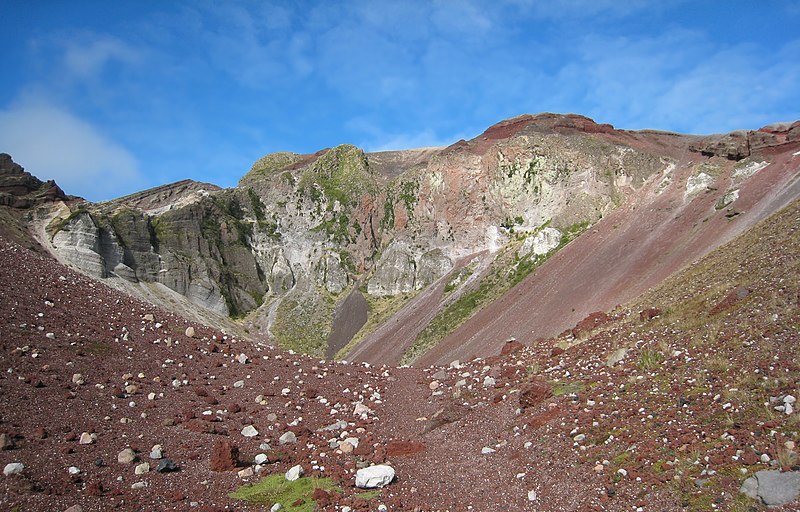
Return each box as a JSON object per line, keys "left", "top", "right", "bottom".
{"left": 68, "top": 466, "right": 81, "bottom": 475}
{"left": 155, "top": 459, "right": 179, "bottom": 473}
{"left": 78, "top": 432, "right": 94, "bottom": 445}
{"left": 241, "top": 425, "right": 259, "bottom": 438}
{"left": 255, "top": 453, "right": 269, "bottom": 465}
{"left": 528, "top": 490, "right": 537, "bottom": 501}
{"left": 149, "top": 445, "right": 163, "bottom": 459}
{"left": 233, "top": 380, "right": 245, "bottom": 388}
{"left": 353, "top": 403, "right": 372, "bottom": 417}
{"left": 238, "top": 467, "right": 254, "bottom": 478}
{"left": 236, "top": 353, "right": 249, "bottom": 364}
{"left": 118, "top": 448, "right": 137, "bottom": 464}
{"left": 483, "top": 376, "right": 496, "bottom": 388}
{"left": 3, "top": 462, "right": 24, "bottom": 475}
{"left": 285, "top": 464, "right": 304, "bottom": 481}
{"left": 0, "top": 433, "right": 14, "bottom": 450}
{"left": 72, "top": 373, "right": 85, "bottom": 385}
{"left": 279, "top": 431, "right": 297, "bottom": 444}
{"left": 131, "top": 481, "right": 147, "bottom": 490}
{"left": 185, "top": 326, "right": 195, "bottom": 338}
{"left": 135, "top": 462, "right": 150, "bottom": 475}
{"left": 270, "top": 504, "right": 282, "bottom": 512}
{"left": 481, "top": 447, "right": 496, "bottom": 454}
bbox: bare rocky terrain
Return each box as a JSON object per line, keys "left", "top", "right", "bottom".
{"left": 1, "top": 113, "right": 800, "bottom": 511}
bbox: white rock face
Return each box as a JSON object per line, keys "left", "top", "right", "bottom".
{"left": 355, "top": 464, "right": 395, "bottom": 488}
{"left": 518, "top": 227, "right": 562, "bottom": 259}
{"left": 716, "top": 189, "right": 739, "bottom": 210}
{"left": 685, "top": 172, "right": 714, "bottom": 198}
{"left": 733, "top": 160, "right": 768, "bottom": 179}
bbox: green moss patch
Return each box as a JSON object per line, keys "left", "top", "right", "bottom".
{"left": 230, "top": 474, "right": 340, "bottom": 510}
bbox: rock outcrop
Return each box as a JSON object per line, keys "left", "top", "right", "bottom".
{"left": 0, "top": 153, "right": 67, "bottom": 208}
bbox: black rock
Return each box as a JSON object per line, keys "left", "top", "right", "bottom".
{"left": 155, "top": 459, "right": 179, "bottom": 473}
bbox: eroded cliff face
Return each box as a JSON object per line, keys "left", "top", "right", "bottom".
{"left": 33, "top": 114, "right": 800, "bottom": 361}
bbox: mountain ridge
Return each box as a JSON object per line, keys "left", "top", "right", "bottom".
{"left": 1, "top": 113, "right": 799, "bottom": 367}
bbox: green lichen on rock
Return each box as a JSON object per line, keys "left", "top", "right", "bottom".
{"left": 299, "top": 144, "right": 377, "bottom": 209}
{"left": 46, "top": 204, "right": 90, "bottom": 239}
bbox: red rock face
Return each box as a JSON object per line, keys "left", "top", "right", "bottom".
{"left": 571, "top": 311, "right": 612, "bottom": 338}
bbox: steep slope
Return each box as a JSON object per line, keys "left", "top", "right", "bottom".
{"left": 417, "top": 129, "right": 800, "bottom": 365}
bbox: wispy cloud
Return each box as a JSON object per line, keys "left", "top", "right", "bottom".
{"left": 569, "top": 30, "right": 800, "bottom": 133}
{"left": 61, "top": 35, "right": 141, "bottom": 80}
{"left": 0, "top": 97, "right": 145, "bottom": 201}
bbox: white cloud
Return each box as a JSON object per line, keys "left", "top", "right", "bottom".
{"left": 62, "top": 35, "right": 141, "bottom": 80}
{"left": 0, "top": 99, "right": 145, "bottom": 201}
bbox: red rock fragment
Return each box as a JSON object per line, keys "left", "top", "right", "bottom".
{"left": 519, "top": 381, "right": 553, "bottom": 408}
{"left": 209, "top": 439, "right": 239, "bottom": 471}
{"left": 639, "top": 307, "right": 662, "bottom": 321}
{"left": 500, "top": 339, "right": 524, "bottom": 356}
{"left": 311, "top": 488, "right": 331, "bottom": 508}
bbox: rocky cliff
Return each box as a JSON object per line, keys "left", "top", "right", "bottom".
{"left": 10, "top": 114, "right": 800, "bottom": 363}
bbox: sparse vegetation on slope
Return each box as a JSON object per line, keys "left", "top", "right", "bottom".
{"left": 401, "top": 220, "right": 590, "bottom": 364}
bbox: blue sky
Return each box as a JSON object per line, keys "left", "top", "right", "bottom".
{"left": 1, "top": 1, "right": 799, "bottom": 201}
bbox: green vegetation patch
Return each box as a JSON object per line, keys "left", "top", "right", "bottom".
{"left": 272, "top": 292, "right": 336, "bottom": 357}
{"left": 240, "top": 152, "right": 302, "bottom": 185}
{"left": 300, "top": 144, "right": 377, "bottom": 210}
{"left": 230, "top": 474, "right": 340, "bottom": 511}
{"left": 637, "top": 349, "right": 665, "bottom": 370}
{"left": 550, "top": 379, "right": 587, "bottom": 396}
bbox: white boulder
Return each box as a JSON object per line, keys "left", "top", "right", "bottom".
{"left": 355, "top": 464, "right": 395, "bottom": 488}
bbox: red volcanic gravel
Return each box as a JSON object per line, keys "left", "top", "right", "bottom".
{"left": 2, "top": 192, "right": 800, "bottom": 512}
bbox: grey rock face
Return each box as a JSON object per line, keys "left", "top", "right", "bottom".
{"left": 52, "top": 213, "right": 117, "bottom": 278}
{"left": 320, "top": 252, "right": 349, "bottom": 294}
{"left": 416, "top": 248, "right": 453, "bottom": 288}
{"left": 740, "top": 470, "right": 800, "bottom": 507}
{"left": 367, "top": 242, "right": 417, "bottom": 297}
